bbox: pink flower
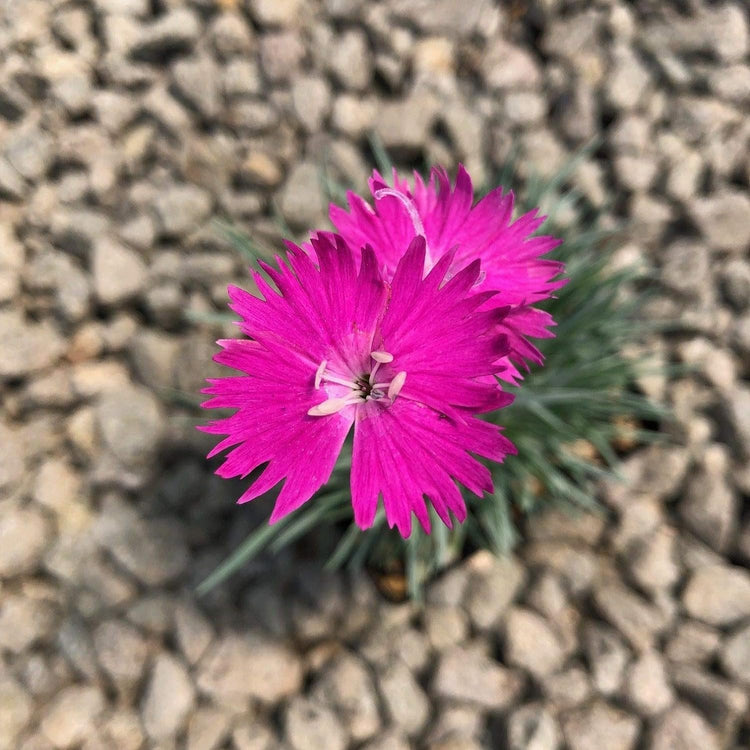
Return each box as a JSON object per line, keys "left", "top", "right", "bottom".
{"left": 200, "top": 233, "right": 516, "bottom": 537}
{"left": 329, "top": 165, "right": 565, "bottom": 383}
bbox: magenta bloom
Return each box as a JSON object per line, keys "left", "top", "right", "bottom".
{"left": 201, "top": 233, "right": 515, "bottom": 537}
{"left": 330, "top": 165, "right": 565, "bottom": 383}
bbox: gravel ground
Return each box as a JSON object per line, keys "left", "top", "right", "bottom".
{"left": 1, "top": 1, "right": 750, "bottom": 748}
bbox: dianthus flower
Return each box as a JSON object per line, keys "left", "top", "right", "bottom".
{"left": 200, "top": 233, "right": 515, "bottom": 537}
{"left": 329, "top": 165, "right": 565, "bottom": 383}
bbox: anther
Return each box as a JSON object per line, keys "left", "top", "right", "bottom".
{"left": 314, "top": 359, "right": 327, "bottom": 389}
{"left": 388, "top": 371, "right": 407, "bottom": 401}
{"left": 308, "top": 394, "right": 359, "bottom": 416}
{"left": 370, "top": 351, "right": 393, "bottom": 363}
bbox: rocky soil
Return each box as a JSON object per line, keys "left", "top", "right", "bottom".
{"left": 1, "top": 0, "right": 749, "bottom": 748}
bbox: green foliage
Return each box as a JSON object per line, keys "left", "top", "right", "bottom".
{"left": 194, "top": 143, "right": 665, "bottom": 599}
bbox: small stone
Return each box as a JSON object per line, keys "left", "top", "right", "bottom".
{"left": 0, "top": 594, "right": 58, "bottom": 654}
{"left": 648, "top": 704, "right": 718, "bottom": 750}
{"left": 0, "top": 310, "right": 65, "bottom": 379}
{"left": 722, "top": 385, "right": 750, "bottom": 458}
{"left": 615, "top": 154, "right": 658, "bottom": 192}
{"left": 0, "top": 506, "right": 49, "bottom": 577}
{"left": 129, "top": 330, "right": 180, "bottom": 390}
{"left": 329, "top": 29, "right": 371, "bottom": 90}
{"left": 141, "top": 654, "right": 195, "bottom": 742}
{"left": 378, "top": 660, "right": 430, "bottom": 736}
{"left": 562, "top": 701, "right": 640, "bottom": 750}
{"left": 630, "top": 193, "right": 674, "bottom": 245}
{"left": 661, "top": 240, "right": 710, "bottom": 297}
{"left": 100, "top": 710, "right": 144, "bottom": 750}
{"left": 504, "top": 91, "right": 546, "bottom": 124}
{"left": 196, "top": 633, "right": 303, "bottom": 707}
{"left": 0, "top": 156, "right": 26, "bottom": 200}
{"left": 175, "top": 601, "right": 214, "bottom": 666}
{"left": 0, "top": 676, "right": 33, "bottom": 747}
{"left": 0, "top": 421, "right": 24, "bottom": 490}
{"left": 424, "top": 605, "right": 469, "bottom": 650}
{"left": 710, "top": 63, "right": 750, "bottom": 103}
{"left": 279, "top": 161, "right": 325, "bottom": 229}
{"left": 413, "top": 37, "right": 454, "bottom": 75}
{"left": 426, "top": 704, "right": 483, "bottom": 747}
{"left": 231, "top": 719, "right": 277, "bottom": 750}
{"left": 625, "top": 650, "right": 674, "bottom": 716}
{"left": 186, "top": 706, "right": 231, "bottom": 750}
{"left": 374, "top": 91, "right": 439, "bottom": 153}
{"left": 284, "top": 697, "right": 347, "bottom": 750}
{"left": 126, "top": 594, "right": 174, "bottom": 635}
{"left": 95, "top": 497, "right": 187, "bottom": 586}
{"left": 172, "top": 55, "right": 221, "bottom": 119}
{"left": 526, "top": 508, "right": 605, "bottom": 545}
{"left": 625, "top": 527, "right": 681, "bottom": 594}
{"left": 583, "top": 624, "right": 630, "bottom": 696}
{"left": 426, "top": 564, "right": 469, "bottom": 607}
{"left": 95, "top": 386, "right": 164, "bottom": 468}
{"left": 360, "top": 730, "right": 410, "bottom": 750}
{"left": 720, "top": 258, "right": 750, "bottom": 310}
{"left": 92, "top": 90, "right": 138, "bottom": 134}
{"left": 720, "top": 623, "right": 750, "bottom": 684}
{"left": 504, "top": 607, "right": 565, "bottom": 678}
{"left": 433, "top": 644, "right": 525, "bottom": 710}
{"left": 92, "top": 237, "right": 146, "bottom": 305}
{"left": 259, "top": 31, "right": 305, "bottom": 81}
{"left": 222, "top": 59, "right": 262, "bottom": 98}
{"left": 154, "top": 183, "right": 212, "bottom": 237}
{"left": 703, "top": 3, "right": 749, "bottom": 62}
{"left": 693, "top": 191, "right": 750, "bottom": 253}
{"left": 57, "top": 618, "right": 99, "bottom": 682}
{"left": 291, "top": 75, "right": 331, "bottom": 132}
{"left": 593, "top": 580, "right": 666, "bottom": 649}
{"left": 239, "top": 151, "right": 283, "bottom": 188}
{"left": 41, "top": 686, "right": 105, "bottom": 749}
{"left": 72, "top": 360, "right": 130, "bottom": 399}
{"left": 666, "top": 148, "right": 704, "bottom": 202}
{"left": 679, "top": 468, "right": 737, "bottom": 552}
{"left": 670, "top": 664, "right": 748, "bottom": 741}
{"left": 94, "top": 619, "right": 149, "bottom": 692}
{"left": 682, "top": 564, "right": 750, "bottom": 625}
{"left": 311, "top": 652, "right": 381, "bottom": 741}
{"left": 331, "top": 95, "right": 377, "bottom": 137}
{"left": 665, "top": 621, "right": 721, "bottom": 665}
{"left": 250, "top": 0, "right": 301, "bottom": 26}
{"left": 524, "top": 542, "right": 596, "bottom": 595}
{"left": 464, "top": 551, "right": 526, "bottom": 629}
{"left": 606, "top": 45, "right": 651, "bottom": 109}
{"left": 543, "top": 667, "right": 592, "bottom": 711}
{"left": 638, "top": 444, "right": 692, "bottom": 499}
{"left": 482, "top": 39, "right": 540, "bottom": 90}
{"left": 130, "top": 8, "right": 200, "bottom": 62}
{"left": 507, "top": 703, "right": 561, "bottom": 750}
{"left": 390, "top": 0, "right": 490, "bottom": 35}
{"left": 210, "top": 11, "right": 254, "bottom": 58}
{"left": 4, "top": 124, "right": 53, "bottom": 182}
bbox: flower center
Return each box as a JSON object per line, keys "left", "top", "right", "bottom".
{"left": 308, "top": 350, "right": 407, "bottom": 417}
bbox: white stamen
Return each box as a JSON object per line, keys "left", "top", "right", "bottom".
{"left": 308, "top": 394, "right": 359, "bottom": 416}
{"left": 314, "top": 359, "right": 327, "bottom": 389}
{"left": 321, "top": 372, "right": 360, "bottom": 389}
{"left": 370, "top": 350, "right": 393, "bottom": 363}
{"left": 388, "top": 371, "right": 407, "bottom": 401}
